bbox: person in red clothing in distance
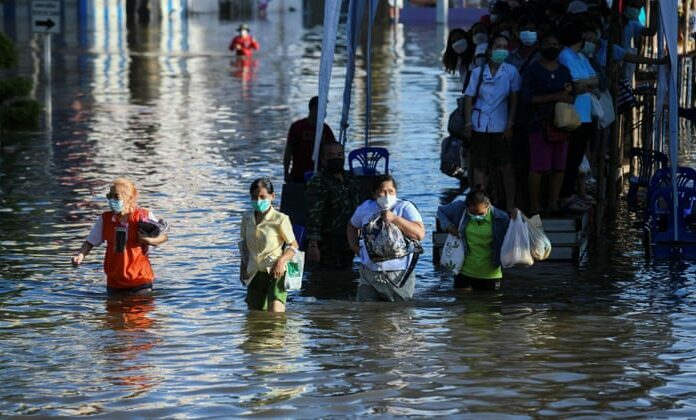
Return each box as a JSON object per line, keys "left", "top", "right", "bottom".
{"left": 229, "top": 23, "right": 259, "bottom": 57}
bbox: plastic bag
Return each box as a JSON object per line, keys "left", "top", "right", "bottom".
{"left": 500, "top": 215, "right": 534, "bottom": 268}
{"left": 597, "top": 90, "right": 616, "bottom": 128}
{"left": 579, "top": 155, "right": 591, "bottom": 175}
{"left": 554, "top": 102, "right": 581, "bottom": 131}
{"left": 526, "top": 216, "right": 552, "bottom": 261}
{"left": 284, "top": 250, "right": 305, "bottom": 291}
{"left": 362, "top": 213, "right": 417, "bottom": 262}
{"left": 440, "top": 234, "right": 465, "bottom": 274}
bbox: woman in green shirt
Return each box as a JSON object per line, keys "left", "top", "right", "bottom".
{"left": 437, "top": 188, "right": 511, "bottom": 291}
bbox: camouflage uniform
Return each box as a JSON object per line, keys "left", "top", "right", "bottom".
{"left": 305, "top": 170, "right": 362, "bottom": 269}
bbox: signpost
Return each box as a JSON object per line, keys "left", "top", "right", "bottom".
{"left": 32, "top": 0, "right": 61, "bottom": 80}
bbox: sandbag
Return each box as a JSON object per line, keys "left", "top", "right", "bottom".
{"left": 440, "top": 234, "right": 465, "bottom": 274}
{"left": 284, "top": 250, "right": 305, "bottom": 291}
{"left": 526, "top": 216, "right": 552, "bottom": 261}
{"left": 500, "top": 215, "right": 534, "bottom": 268}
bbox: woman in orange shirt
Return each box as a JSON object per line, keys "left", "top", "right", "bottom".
{"left": 72, "top": 178, "right": 168, "bottom": 295}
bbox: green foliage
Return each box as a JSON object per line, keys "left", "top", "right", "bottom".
{"left": 0, "top": 32, "right": 18, "bottom": 69}
{"left": 0, "top": 99, "right": 41, "bottom": 130}
{"left": 0, "top": 77, "right": 32, "bottom": 102}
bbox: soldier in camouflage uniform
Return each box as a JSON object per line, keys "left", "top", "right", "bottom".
{"left": 306, "top": 142, "right": 362, "bottom": 269}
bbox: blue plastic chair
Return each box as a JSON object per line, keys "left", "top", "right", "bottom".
{"left": 627, "top": 147, "right": 669, "bottom": 210}
{"left": 348, "top": 147, "right": 389, "bottom": 176}
{"left": 649, "top": 167, "right": 696, "bottom": 191}
{"left": 303, "top": 171, "right": 315, "bottom": 182}
{"left": 647, "top": 187, "right": 696, "bottom": 244}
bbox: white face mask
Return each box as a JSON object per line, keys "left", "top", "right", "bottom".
{"left": 376, "top": 194, "right": 398, "bottom": 210}
{"left": 452, "top": 38, "right": 469, "bottom": 54}
{"left": 473, "top": 33, "right": 488, "bottom": 45}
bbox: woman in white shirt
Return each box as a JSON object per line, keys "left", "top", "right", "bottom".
{"left": 347, "top": 175, "right": 425, "bottom": 302}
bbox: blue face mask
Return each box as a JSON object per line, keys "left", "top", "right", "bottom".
{"left": 490, "top": 49, "right": 509, "bottom": 64}
{"left": 582, "top": 41, "right": 596, "bottom": 56}
{"left": 468, "top": 208, "right": 489, "bottom": 222}
{"left": 108, "top": 199, "right": 124, "bottom": 213}
{"left": 519, "top": 30, "right": 537, "bottom": 46}
{"left": 252, "top": 199, "right": 271, "bottom": 213}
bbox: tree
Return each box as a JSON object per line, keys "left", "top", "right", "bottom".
{"left": 0, "top": 32, "right": 40, "bottom": 131}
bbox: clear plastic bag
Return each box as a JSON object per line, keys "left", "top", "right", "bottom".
{"left": 362, "top": 213, "right": 413, "bottom": 262}
{"left": 440, "top": 234, "right": 465, "bottom": 274}
{"left": 526, "top": 216, "right": 552, "bottom": 261}
{"left": 284, "top": 250, "right": 305, "bottom": 291}
{"left": 500, "top": 215, "right": 534, "bottom": 268}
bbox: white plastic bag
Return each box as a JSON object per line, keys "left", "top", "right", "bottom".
{"left": 597, "top": 90, "right": 616, "bottom": 128}
{"left": 526, "top": 216, "right": 552, "bottom": 261}
{"left": 579, "top": 155, "right": 591, "bottom": 175}
{"left": 284, "top": 250, "right": 305, "bottom": 291}
{"left": 440, "top": 234, "right": 465, "bottom": 274}
{"left": 590, "top": 93, "right": 605, "bottom": 121}
{"left": 500, "top": 215, "right": 534, "bottom": 268}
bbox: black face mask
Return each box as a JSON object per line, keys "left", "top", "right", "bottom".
{"left": 325, "top": 158, "right": 344, "bottom": 174}
{"left": 540, "top": 47, "right": 561, "bottom": 60}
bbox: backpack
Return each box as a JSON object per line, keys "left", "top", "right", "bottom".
{"left": 440, "top": 136, "right": 465, "bottom": 179}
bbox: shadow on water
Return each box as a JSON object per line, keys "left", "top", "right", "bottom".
{"left": 1, "top": 4, "right": 696, "bottom": 417}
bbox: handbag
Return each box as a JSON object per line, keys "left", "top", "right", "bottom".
{"left": 553, "top": 102, "right": 581, "bottom": 131}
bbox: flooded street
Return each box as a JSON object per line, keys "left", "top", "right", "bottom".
{"left": 2, "top": 6, "right": 696, "bottom": 417}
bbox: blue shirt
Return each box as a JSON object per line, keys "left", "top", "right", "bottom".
{"left": 464, "top": 62, "right": 521, "bottom": 133}
{"left": 558, "top": 47, "right": 596, "bottom": 123}
{"left": 596, "top": 39, "right": 627, "bottom": 68}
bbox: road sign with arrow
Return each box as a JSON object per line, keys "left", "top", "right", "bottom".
{"left": 32, "top": 0, "right": 61, "bottom": 34}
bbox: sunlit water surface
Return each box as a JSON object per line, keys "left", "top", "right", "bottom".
{"left": 1, "top": 10, "right": 696, "bottom": 417}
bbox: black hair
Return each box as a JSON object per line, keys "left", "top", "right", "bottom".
{"left": 559, "top": 23, "right": 584, "bottom": 46}
{"left": 320, "top": 140, "right": 343, "bottom": 158}
{"left": 539, "top": 30, "right": 560, "bottom": 45}
{"left": 465, "top": 185, "right": 491, "bottom": 208}
{"left": 308, "top": 96, "right": 319, "bottom": 110}
{"left": 488, "top": 33, "right": 510, "bottom": 50}
{"left": 442, "top": 28, "right": 473, "bottom": 74}
{"left": 517, "top": 14, "right": 537, "bottom": 30}
{"left": 371, "top": 174, "right": 398, "bottom": 194}
{"left": 249, "top": 178, "right": 274, "bottom": 195}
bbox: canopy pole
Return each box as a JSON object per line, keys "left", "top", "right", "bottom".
{"left": 364, "top": 0, "right": 374, "bottom": 149}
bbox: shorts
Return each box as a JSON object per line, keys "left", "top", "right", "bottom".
{"left": 246, "top": 271, "right": 287, "bottom": 311}
{"left": 454, "top": 274, "right": 501, "bottom": 291}
{"left": 357, "top": 265, "right": 415, "bottom": 302}
{"left": 106, "top": 282, "right": 153, "bottom": 296}
{"left": 529, "top": 130, "right": 569, "bottom": 172}
{"left": 470, "top": 131, "right": 511, "bottom": 169}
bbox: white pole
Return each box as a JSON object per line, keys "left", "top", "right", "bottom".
{"left": 43, "top": 33, "right": 51, "bottom": 80}
{"left": 436, "top": 0, "right": 448, "bottom": 25}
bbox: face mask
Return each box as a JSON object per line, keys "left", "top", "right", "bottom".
{"left": 108, "top": 199, "right": 124, "bottom": 213}
{"left": 490, "top": 49, "right": 509, "bottom": 64}
{"left": 582, "top": 41, "right": 596, "bottom": 56}
{"left": 325, "top": 158, "right": 344, "bottom": 174}
{"left": 475, "top": 56, "right": 488, "bottom": 66}
{"left": 252, "top": 198, "right": 271, "bottom": 213}
{"left": 540, "top": 46, "right": 561, "bottom": 60}
{"left": 468, "top": 208, "right": 488, "bottom": 222}
{"left": 624, "top": 7, "right": 640, "bottom": 20}
{"left": 376, "top": 194, "right": 398, "bottom": 210}
{"left": 519, "top": 30, "right": 537, "bottom": 46}
{"left": 490, "top": 14, "right": 500, "bottom": 23}
{"left": 500, "top": 30, "right": 511, "bottom": 38}
{"left": 452, "top": 38, "right": 469, "bottom": 54}
{"left": 240, "top": 30, "right": 249, "bottom": 37}
{"left": 473, "top": 33, "right": 488, "bottom": 45}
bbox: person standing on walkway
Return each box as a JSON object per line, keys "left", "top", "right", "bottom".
{"left": 463, "top": 34, "right": 521, "bottom": 214}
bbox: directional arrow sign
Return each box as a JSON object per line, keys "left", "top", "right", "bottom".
{"left": 32, "top": 0, "right": 61, "bottom": 34}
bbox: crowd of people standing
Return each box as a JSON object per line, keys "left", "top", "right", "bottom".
{"left": 442, "top": 0, "right": 667, "bottom": 216}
